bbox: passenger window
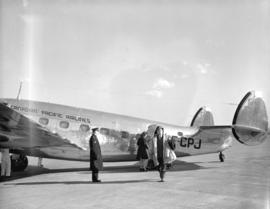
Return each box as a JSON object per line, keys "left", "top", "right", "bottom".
{"left": 178, "top": 132, "right": 183, "bottom": 136}
{"left": 121, "top": 131, "right": 129, "bottom": 139}
{"left": 59, "top": 121, "right": 69, "bottom": 129}
{"left": 39, "top": 117, "right": 49, "bottom": 125}
{"left": 100, "top": 128, "right": 110, "bottom": 135}
{"left": 80, "top": 124, "right": 90, "bottom": 132}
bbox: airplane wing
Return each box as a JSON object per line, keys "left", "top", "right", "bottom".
{"left": 0, "top": 102, "right": 88, "bottom": 160}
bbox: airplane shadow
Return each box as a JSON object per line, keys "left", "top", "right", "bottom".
{"left": 6, "top": 179, "right": 157, "bottom": 186}
{"left": 168, "top": 160, "right": 209, "bottom": 172}
{"left": 79, "top": 160, "right": 209, "bottom": 174}
{"left": 188, "top": 161, "right": 221, "bottom": 164}
{"left": 0, "top": 160, "right": 211, "bottom": 182}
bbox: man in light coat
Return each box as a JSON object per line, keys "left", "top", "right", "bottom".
{"left": 152, "top": 126, "right": 175, "bottom": 182}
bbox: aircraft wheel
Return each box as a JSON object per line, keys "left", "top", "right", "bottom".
{"left": 11, "top": 154, "right": 28, "bottom": 172}
{"left": 219, "top": 152, "right": 225, "bottom": 162}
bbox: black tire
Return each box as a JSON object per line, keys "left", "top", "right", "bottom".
{"left": 11, "top": 155, "right": 28, "bottom": 172}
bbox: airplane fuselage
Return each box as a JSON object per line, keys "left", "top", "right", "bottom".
{"left": 0, "top": 99, "right": 233, "bottom": 162}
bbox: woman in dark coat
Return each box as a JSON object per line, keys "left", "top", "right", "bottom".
{"left": 136, "top": 132, "right": 149, "bottom": 171}
{"left": 89, "top": 128, "right": 103, "bottom": 182}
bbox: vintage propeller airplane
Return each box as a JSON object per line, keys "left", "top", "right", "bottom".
{"left": 0, "top": 90, "right": 268, "bottom": 171}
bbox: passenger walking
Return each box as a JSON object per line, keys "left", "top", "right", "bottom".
{"left": 89, "top": 128, "right": 103, "bottom": 183}
{"left": 0, "top": 148, "right": 11, "bottom": 178}
{"left": 153, "top": 126, "right": 176, "bottom": 182}
{"left": 147, "top": 125, "right": 158, "bottom": 169}
{"left": 136, "top": 132, "right": 149, "bottom": 171}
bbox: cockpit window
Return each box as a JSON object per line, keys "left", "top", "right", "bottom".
{"left": 59, "top": 121, "right": 69, "bottom": 129}
{"left": 39, "top": 117, "right": 49, "bottom": 125}
{"left": 80, "top": 124, "right": 90, "bottom": 132}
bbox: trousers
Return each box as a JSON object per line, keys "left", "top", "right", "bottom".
{"left": 92, "top": 170, "right": 99, "bottom": 181}
{"left": 158, "top": 157, "right": 166, "bottom": 180}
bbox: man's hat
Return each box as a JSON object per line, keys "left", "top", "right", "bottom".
{"left": 92, "top": 127, "right": 99, "bottom": 132}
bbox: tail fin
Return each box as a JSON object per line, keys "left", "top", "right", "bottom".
{"left": 190, "top": 106, "right": 214, "bottom": 127}
{"left": 232, "top": 91, "right": 268, "bottom": 145}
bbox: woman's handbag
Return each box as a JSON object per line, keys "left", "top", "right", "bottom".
{"left": 165, "top": 147, "right": 177, "bottom": 164}
{"left": 168, "top": 149, "right": 177, "bottom": 163}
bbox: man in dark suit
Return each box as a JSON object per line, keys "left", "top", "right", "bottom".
{"left": 89, "top": 127, "right": 103, "bottom": 182}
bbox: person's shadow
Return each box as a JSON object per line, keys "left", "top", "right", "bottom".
{"left": 6, "top": 179, "right": 157, "bottom": 186}
{"left": 0, "top": 160, "right": 209, "bottom": 183}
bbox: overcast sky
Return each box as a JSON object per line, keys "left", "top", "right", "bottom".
{"left": 0, "top": 0, "right": 269, "bottom": 125}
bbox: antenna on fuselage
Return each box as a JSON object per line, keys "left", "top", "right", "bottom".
{"left": 16, "top": 81, "right": 23, "bottom": 100}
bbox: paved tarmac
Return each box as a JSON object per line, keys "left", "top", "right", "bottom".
{"left": 0, "top": 137, "right": 269, "bottom": 209}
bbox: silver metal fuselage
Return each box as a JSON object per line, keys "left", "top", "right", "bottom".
{"left": 0, "top": 99, "right": 233, "bottom": 162}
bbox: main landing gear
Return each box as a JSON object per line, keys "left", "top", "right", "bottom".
{"left": 10, "top": 154, "right": 28, "bottom": 172}
{"left": 219, "top": 152, "right": 225, "bottom": 162}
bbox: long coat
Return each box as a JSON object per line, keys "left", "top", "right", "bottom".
{"left": 150, "top": 135, "right": 174, "bottom": 165}
{"left": 89, "top": 134, "right": 103, "bottom": 171}
{"left": 136, "top": 136, "right": 149, "bottom": 160}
